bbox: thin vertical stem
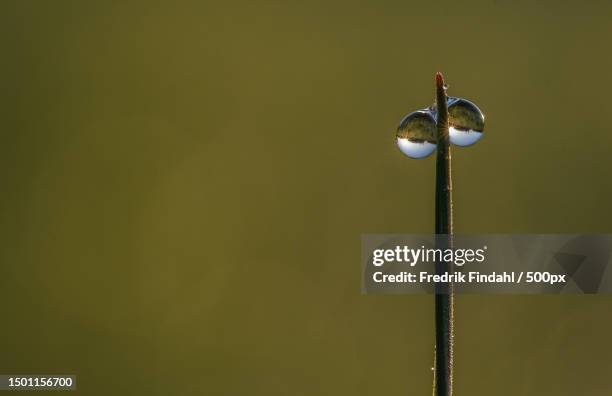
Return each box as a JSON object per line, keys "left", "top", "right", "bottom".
{"left": 434, "top": 72, "right": 454, "bottom": 396}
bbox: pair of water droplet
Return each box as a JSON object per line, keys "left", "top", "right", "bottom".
{"left": 396, "top": 97, "right": 485, "bottom": 159}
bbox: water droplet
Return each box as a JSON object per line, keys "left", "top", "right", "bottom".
{"left": 447, "top": 98, "right": 485, "bottom": 147}
{"left": 396, "top": 110, "right": 437, "bottom": 159}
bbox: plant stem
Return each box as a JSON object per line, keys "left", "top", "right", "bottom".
{"left": 434, "top": 72, "right": 454, "bottom": 396}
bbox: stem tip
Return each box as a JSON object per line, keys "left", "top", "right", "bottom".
{"left": 435, "top": 72, "right": 445, "bottom": 89}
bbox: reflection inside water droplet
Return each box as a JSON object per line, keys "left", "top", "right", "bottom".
{"left": 447, "top": 97, "right": 485, "bottom": 147}
{"left": 396, "top": 138, "right": 437, "bottom": 159}
{"left": 396, "top": 110, "right": 437, "bottom": 159}
{"left": 449, "top": 127, "right": 483, "bottom": 147}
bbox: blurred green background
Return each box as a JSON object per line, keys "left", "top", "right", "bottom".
{"left": 1, "top": 1, "right": 612, "bottom": 395}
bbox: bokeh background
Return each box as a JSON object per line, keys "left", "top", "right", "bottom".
{"left": 2, "top": 1, "right": 612, "bottom": 395}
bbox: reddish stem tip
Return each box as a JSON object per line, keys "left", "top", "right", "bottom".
{"left": 435, "top": 72, "right": 444, "bottom": 89}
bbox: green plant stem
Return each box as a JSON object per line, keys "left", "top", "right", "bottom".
{"left": 434, "top": 72, "right": 454, "bottom": 396}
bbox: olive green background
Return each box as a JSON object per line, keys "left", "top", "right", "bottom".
{"left": 1, "top": 1, "right": 612, "bottom": 395}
